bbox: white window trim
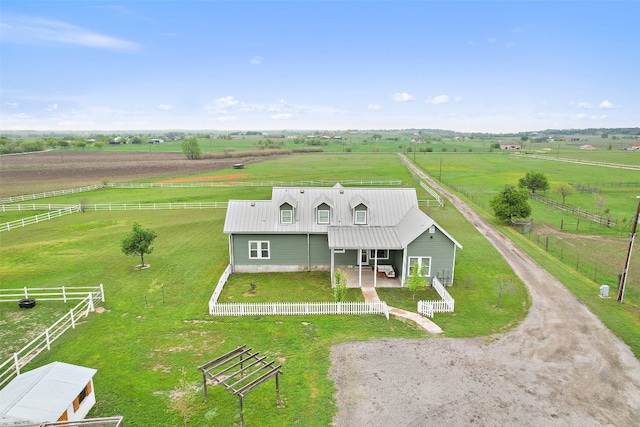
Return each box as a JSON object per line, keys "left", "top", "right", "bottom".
{"left": 428, "top": 225, "right": 436, "bottom": 234}
{"left": 370, "top": 249, "right": 389, "bottom": 259}
{"left": 354, "top": 210, "right": 367, "bottom": 225}
{"left": 280, "top": 209, "right": 293, "bottom": 224}
{"left": 408, "top": 256, "right": 431, "bottom": 277}
{"left": 317, "top": 209, "right": 330, "bottom": 224}
{"left": 249, "top": 241, "right": 270, "bottom": 259}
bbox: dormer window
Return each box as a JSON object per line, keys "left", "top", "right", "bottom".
{"left": 317, "top": 209, "right": 330, "bottom": 224}
{"left": 280, "top": 202, "right": 293, "bottom": 224}
{"left": 316, "top": 202, "right": 331, "bottom": 225}
{"left": 354, "top": 206, "right": 367, "bottom": 225}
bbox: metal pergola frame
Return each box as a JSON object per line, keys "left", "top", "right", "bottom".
{"left": 198, "top": 345, "right": 283, "bottom": 426}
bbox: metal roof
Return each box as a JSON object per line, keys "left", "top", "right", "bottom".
{"left": 0, "top": 362, "right": 96, "bottom": 423}
{"left": 224, "top": 186, "right": 420, "bottom": 234}
{"left": 223, "top": 185, "right": 462, "bottom": 249}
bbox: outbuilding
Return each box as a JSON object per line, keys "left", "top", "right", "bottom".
{"left": 0, "top": 362, "right": 97, "bottom": 424}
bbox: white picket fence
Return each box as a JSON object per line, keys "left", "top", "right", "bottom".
{"left": 0, "top": 206, "right": 80, "bottom": 232}
{"left": 0, "top": 286, "right": 105, "bottom": 389}
{"left": 417, "top": 277, "right": 455, "bottom": 318}
{"left": 210, "top": 301, "right": 389, "bottom": 319}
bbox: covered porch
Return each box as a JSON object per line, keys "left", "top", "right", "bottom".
{"left": 340, "top": 264, "right": 402, "bottom": 288}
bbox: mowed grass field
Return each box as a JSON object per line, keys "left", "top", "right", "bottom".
{"left": 1, "top": 154, "right": 530, "bottom": 426}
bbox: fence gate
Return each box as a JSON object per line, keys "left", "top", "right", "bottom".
{"left": 198, "top": 345, "right": 283, "bottom": 427}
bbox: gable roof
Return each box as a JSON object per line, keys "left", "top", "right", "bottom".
{"left": 0, "top": 362, "right": 96, "bottom": 423}
{"left": 224, "top": 186, "right": 421, "bottom": 234}
{"left": 224, "top": 185, "right": 462, "bottom": 250}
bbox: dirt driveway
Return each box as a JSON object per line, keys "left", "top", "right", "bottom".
{"left": 329, "top": 156, "right": 640, "bottom": 426}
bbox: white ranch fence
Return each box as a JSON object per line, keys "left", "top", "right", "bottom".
{"left": 0, "top": 206, "right": 79, "bottom": 232}
{"left": 1, "top": 179, "right": 403, "bottom": 206}
{"left": 0, "top": 184, "right": 104, "bottom": 204}
{"left": 208, "top": 264, "right": 233, "bottom": 312}
{"left": 0, "top": 285, "right": 104, "bottom": 303}
{"left": 210, "top": 301, "right": 389, "bottom": 319}
{"left": 419, "top": 181, "right": 444, "bottom": 207}
{"left": 417, "top": 277, "right": 455, "bottom": 318}
{"left": 0, "top": 285, "right": 104, "bottom": 389}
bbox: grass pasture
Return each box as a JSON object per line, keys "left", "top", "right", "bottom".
{"left": 0, "top": 153, "right": 531, "bottom": 425}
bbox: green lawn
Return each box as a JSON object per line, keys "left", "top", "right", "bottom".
{"left": 4, "top": 149, "right": 637, "bottom": 424}
{"left": 0, "top": 154, "right": 530, "bottom": 425}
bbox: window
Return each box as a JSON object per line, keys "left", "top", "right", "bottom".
{"left": 249, "top": 241, "right": 270, "bottom": 259}
{"left": 354, "top": 210, "right": 367, "bottom": 225}
{"left": 408, "top": 256, "right": 431, "bottom": 277}
{"left": 334, "top": 248, "right": 345, "bottom": 253}
{"left": 428, "top": 225, "right": 436, "bottom": 234}
{"left": 369, "top": 249, "right": 389, "bottom": 259}
{"left": 281, "top": 209, "right": 293, "bottom": 224}
{"left": 317, "top": 209, "right": 330, "bottom": 224}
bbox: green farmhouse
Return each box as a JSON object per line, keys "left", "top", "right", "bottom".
{"left": 224, "top": 184, "right": 462, "bottom": 287}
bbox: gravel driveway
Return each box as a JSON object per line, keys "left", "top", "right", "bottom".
{"left": 329, "top": 156, "right": 640, "bottom": 426}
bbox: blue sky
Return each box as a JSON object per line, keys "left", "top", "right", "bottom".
{"left": 1, "top": 1, "right": 638, "bottom": 133}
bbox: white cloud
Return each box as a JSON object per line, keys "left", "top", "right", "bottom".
{"left": 1, "top": 15, "right": 140, "bottom": 51}
{"left": 570, "top": 101, "right": 592, "bottom": 109}
{"left": 271, "top": 113, "right": 293, "bottom": 120}
{"left": 600, "top": 114, "right": 608, "bottom": 119}
{"left": 6, "top": 102, "right": 19, "bottom": 109}
{"left": 368, "top": 104, "right": 382, "bottom": 111}
{"left": 506, "top": 42, "right": 516, "bottom": 49}
{"left": 46, "top": 103, "right": 58, "bottom": 112}
{"left": 250, "top": 56, "right": 263, "bottom": 65}
{"left": 393, "top": 92, "right": 414, "bottom": 102}
{"left": 158, "top": 104, "right": 173, "bottom": 111}
{"left": 598, "top": 100, "right": 616, "bottom": 109}
{"left": 426, "top": 95, "right": 450, "bottom": 105}
{"left": 487, "top": 37, "right": 497, "bottom": 43}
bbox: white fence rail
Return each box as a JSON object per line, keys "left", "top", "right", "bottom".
{"left": 107, "top": 180, "right": 403, "bottom": 189}
{"left": 417, "top": 277, "right": 455, "bottom": 318}
{"left": 0, "top": 206, "right": 80, "bottom": 232}
{"left": 0, "top": 285, "right": 104, "bottom": 303}
{"left": 420, "top": 181, "right": 444, "bottom": 207}
{"left": 0, "top": 286, "right": 104, "bottom": 389}
{"left": 0, "top": 184, "right": 104, "bottom": 204}
{"left": 210, "top": 301, "right": 389, "bottom": 319}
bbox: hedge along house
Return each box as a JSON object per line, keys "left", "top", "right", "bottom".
{"left": 224, "top": 184, "right": 462, "bottom": 288}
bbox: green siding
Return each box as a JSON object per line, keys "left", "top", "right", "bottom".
{"left": 233, "top": 234, "right": 308, "bottom": 266}
{"left": 407, "top": 229, "right": 456, "bottom": 283}
{"left": 309, "top": 234, "right": 330, "bottom": 264}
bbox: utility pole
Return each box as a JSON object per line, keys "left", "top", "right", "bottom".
{"left": 617, "top": 196, "right": 640, "bottom": 303}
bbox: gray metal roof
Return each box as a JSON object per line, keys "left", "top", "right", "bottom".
{"left": 224, "top": 186, "right": 420, "bottom": 234}
{"left": 223, "top": 185, "right": 462, "bottom": 249}
{"left": 0, "top": 362, "right": 96, "bottom": 423}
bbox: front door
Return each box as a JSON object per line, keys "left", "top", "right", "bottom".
{"left": 359, "top": 249, "right": 368, "bottom": 266}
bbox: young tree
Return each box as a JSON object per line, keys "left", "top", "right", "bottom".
{"left": 121, "top": 222, "right": 157, "bottom": 267}
{"left": 553, "top": 183, "right": 575, "bottom": 205}
{"left": 518, "top": 171, "right": 549, "bottom": 194}
{"left": 490, "top": 185, "right": 532, "bottom": 223}
{"left": 181, "top": 137, "right": 202, "bottom": 160}
{"left": 334, "top": 269, "right": 348, "bottom": 302}
{"left": 406, "top": 262, "right": 426, "bottom": 301}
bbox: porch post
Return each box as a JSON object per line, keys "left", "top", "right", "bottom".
{"left": 373, "top": 249, "right": 378, "bottom": 288}
{"left": 330, "top": 249, "right": 335, "bottom": 288}
{"left": 401, "top": 247, "right": 408, "bottom": 287}
{"left": 358, "top": 249, "right": 362, "bottom": 287}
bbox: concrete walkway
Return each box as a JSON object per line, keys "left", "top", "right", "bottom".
{"left": 361, "top": 287, "right": 443, "bottom": 334}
